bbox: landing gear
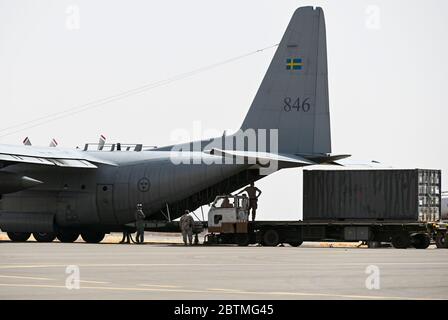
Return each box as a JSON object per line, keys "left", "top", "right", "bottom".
{"left": 391, "top": 233, "right": 411, "bottom": 249}
{"left": 81, "top": 231, "right": 105, "bottom": 243}
{"left": 262, "top": 229, "right": 280, "bottom": 247}
{"left": 33, "top": 232, "right": 56, "bottom": 242}
{"left": 412, "top": 233, "right": 430, "bottom": 249}
{"left": 57, "top": 231, "right": 79, "bottom": 243}
{"left": 7, "top": 232, "right": 31, "bottom": 242}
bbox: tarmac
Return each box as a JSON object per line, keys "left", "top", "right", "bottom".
{"left": 0, "top": 233, "right": 447, "bottom": 300}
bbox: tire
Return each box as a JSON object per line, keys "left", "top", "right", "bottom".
{"left": 435, "top": 233, "right": 448, "bottom": 248}
{"left": 57, "top": 232, "right": 79, "bottom": 243}
{"left": 367, "top": 241, "right": 381, "bottom": 248}
{"left": 288, "top": 241, "right": 303, "bottom": 247}
{"left": 412, "top": 233, "right": 430, "bottom": 249}
{"left": 7, "top": 232, "right": 31, "bottom": 242}
{"left": 81, "top": 231, "right": 105, "bottom": 244}
{"left": 262, "top": 229, "right": 280, "bottom": 247}
{"left": 235, "top": 234, "right": 250, "bottom": 246}
{"left": 391, "top": 234, "right": 411, "bottom": 249}
{"left": 33, "top": 232, "right": 56, "bottom": 242}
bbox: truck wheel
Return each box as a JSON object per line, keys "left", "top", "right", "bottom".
{"left": 81, "top": 231, "right": 105, "bottom": 244}
{"left": 7, "top": 232, "right": 31, "bottom": 242}
{"left": 435, "top": 233, "right": 448, "bottom": 248}
{"left": 235, "top": 234, "right": 250, "bottom": 246}
{"left": 262, "top": 230, "right": 280, "bottom": 247}
{"left": 412, "top": 234, "right": 430, "bottom": 249}
{"left": 367, "top": 241, "right": 381, "bottom": 248}
{"left": 288, "top": 241, "right": 303, "bottom": 247}
{"left": 57, "top": 232, "right": 79, "bottom": 243}
{"left": 33, "top": 232, "right": 56, "bottom": 242}
{"left": 391, "top": 234, "right": 411, "bottom": 249}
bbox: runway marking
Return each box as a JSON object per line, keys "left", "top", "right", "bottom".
{"left": 140, "top": 284, "right": 182, "bottom": 288}
{"left": 0, "top": 275, "right": 54, "bottom": 281}
{"left": 208, "top": 288, "right": 245, "bottom": 292}
{"left": 0, "top": 263, "right": 274, "bottom": 269}
{"left": 0, "top": 262, "right": 448, "bottom": 270}
{"left": 79, "top": 280, "right": 110, "bottom": 284}
{"left": 0, "top": 283, "right": 438, "bottom": 300}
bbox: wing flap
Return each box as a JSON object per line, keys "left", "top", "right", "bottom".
{"left": 0, "top": 152, "right": 98, "bottom": 168}
{"left": 0, "top": 143, "right": 109, "bottom": 169}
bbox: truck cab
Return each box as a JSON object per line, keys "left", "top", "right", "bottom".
{"left": 207, "top": 195, "right": 249, "bottom": 234}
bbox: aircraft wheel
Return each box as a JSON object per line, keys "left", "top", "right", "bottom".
{"left": 57, "top": 232, "right": 79, "bottom": 243}
{"left": 288, "top": 241, "right": 303, "bottom": 247}
{"left": 81, "top": 231, "right": 105, "bottom": 244}
{"left": 7, "top": 232, "right": 31, "bottom": 242}
{"left": 435, "top": 233, "right": 448, "bottom": 248}
{"left": 391, "top": 233, "right": 411, "bottom": 249}
{"left": 33, "top": 232, "right": 56, "bottom": 242}
{"left": 235, "top": 234, "right": 250, "bottom": 246}
{"left": 262, "top": 229, "right": 280, "bottom": 247}
{"left": 412, "top": 233, "right": 430, "bottom": 249}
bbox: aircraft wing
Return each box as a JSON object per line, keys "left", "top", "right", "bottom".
{"left": 0, "top": 144, "right": 115, "bottom": 169}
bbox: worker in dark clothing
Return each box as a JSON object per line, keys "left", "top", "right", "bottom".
{"left": 179, "top": 210, "right": 194, "bottom": 245}
{"left": 120, "top": 230, "right": 131, "bottom": 244}
{"left": 237, "top": 182, "right": 262, "bottom": 221}
{"left": 135, "top": 203, "right": 146, "bottom": 244}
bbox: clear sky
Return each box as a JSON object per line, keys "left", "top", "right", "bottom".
{"left": 0, "top": 0, "right": 446, "bottom": 220}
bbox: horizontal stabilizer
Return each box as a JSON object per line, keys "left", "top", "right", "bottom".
{"left": 303, "top": 154, "right": 351, "bottom": 164}
{"left": 207, "top": 148, "right": 315, "bottom": 167}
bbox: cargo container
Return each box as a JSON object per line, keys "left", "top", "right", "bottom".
{"left": 442, "top": 192, "right": 448, "bottom": 220}
{"left": 303, "top": 169, "right": 441, "bottom": 222}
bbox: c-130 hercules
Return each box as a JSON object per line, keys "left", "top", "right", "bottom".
{"left": 0, "top": 7, "right": 349, "bottom": 243}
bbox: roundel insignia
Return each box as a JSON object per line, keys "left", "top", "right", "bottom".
{"left": 137, "top": 177, "right": 150, "bottom": 192}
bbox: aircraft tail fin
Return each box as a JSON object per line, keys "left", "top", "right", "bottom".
{"left": 239, "top": 6, "right": 331, "bottom": 156}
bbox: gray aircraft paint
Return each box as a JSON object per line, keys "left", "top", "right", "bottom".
{"left": 240, "top": 6, "right": 330, "bottom": 155}
{"left": 0, "top": 7, "right": 340, "bottom": 235}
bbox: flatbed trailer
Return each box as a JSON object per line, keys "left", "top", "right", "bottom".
{"left": 204, "top": 220, "right": 439, "bottom": 249}
{"left": 202, "top": 195, "right": 448, "bottom": 249}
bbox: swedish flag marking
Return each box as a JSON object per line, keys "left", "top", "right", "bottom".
{"left": 286, "top": 58, "right": 303, "bottom": 70}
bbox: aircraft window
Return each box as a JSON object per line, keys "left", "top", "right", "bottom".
{"left": 214, "top": 198, "right": 225, "bottom": 207}
{"left": 214, "top": 215, "right": 222, "bottom": 224}
{"left": 214, "top": 197, "right": 236, "bottom": 208}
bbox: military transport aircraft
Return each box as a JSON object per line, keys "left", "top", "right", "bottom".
{"left": 0, "top": 6, "right": 349, "bottom": 243}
